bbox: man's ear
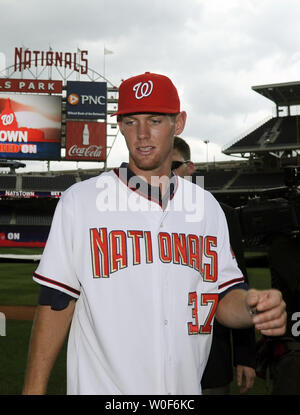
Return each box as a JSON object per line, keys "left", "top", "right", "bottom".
{"left": 175, "top": 111, "right": 187, "bottom": 135}
{"left": 187, "top": 161, "right": 195, "bottom": 176}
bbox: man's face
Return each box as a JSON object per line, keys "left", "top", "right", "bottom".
{"left": 118, "top": 112, "right": 186, "bottom": 176}
{"left": 172, "top": 148, "right": 195, "bottom": 178}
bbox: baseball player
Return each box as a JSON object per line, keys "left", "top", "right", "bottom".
{"left": 23, "top": 72, "right": 286, "bottom": 395}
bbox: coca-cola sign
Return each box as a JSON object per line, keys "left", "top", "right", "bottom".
{"left": 68, "top": 144, "right": 103, "bottom": 158}
{"left": 65, "top": 121, "right": 106, "bottom": 161}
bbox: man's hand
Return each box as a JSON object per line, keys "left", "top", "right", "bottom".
{"left": 236, "top": 365, "right": 256, "bottom": 394}
{"left": 246, "top": 289, "right": 286, "bottom": 336}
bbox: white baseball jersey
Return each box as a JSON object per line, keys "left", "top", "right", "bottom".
{"left": 33, "top": 165, "right": 245, "bottom": 395}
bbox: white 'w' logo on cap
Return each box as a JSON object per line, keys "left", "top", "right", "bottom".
{"left": 133, "top": 81, "right": 153, "bottom": 100}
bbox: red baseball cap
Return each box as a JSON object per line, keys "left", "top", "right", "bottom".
{"left": 112, "top": 72, "right": 180, "bottom": 116}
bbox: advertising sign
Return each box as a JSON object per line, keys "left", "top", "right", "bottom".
{"left": 0, "top": 78, "right": 62, "bottom": 94}
{"left": 0, "top": 190, "right": 62, "bottom": 199}
{"left": 65, "top": 121, "right": 106, "bottom": 161}
{"left": 0, "top": 225, "right": 49, "bottom": 247}
{"left": 66, "top": 81, "right": 107, "bottom": 120}
{"left": 0, "top": 94, "right": 61, "bottom": 160}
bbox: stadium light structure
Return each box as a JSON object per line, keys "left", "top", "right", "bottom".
{"left": 203, "top": 140, "right": 210, "bottom": 168}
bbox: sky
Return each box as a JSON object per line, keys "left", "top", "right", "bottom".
{"left": 1, "top": 0, "right": 300, "bottom": 172}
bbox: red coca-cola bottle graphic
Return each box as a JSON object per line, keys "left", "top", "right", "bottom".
{"left": 0, "top": 98, "right": 18, "bottom": 130}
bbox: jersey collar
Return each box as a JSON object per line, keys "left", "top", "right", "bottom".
{"left": 113, "top": 162, "right": 178, "bottom": 209}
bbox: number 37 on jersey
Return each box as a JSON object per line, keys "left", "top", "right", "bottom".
{"left": 187, "top": 292, "right": 218, "bottom": 335}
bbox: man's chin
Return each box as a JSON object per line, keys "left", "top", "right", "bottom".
{"left": 133, "top": 158, "right": 162, "bottom": 172}
{"left": 136, "top": 164, "right": 158, "bottom": 172}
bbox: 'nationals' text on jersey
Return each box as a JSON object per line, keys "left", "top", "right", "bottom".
{"left": 89, "top": 228, "right": 218, "bottom": 281}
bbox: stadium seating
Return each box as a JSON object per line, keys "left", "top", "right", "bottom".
{"left": 0, "top": 175, "right": 17, "bottom": 190}
{"left": 80, "top": 173, "right": 98, "bottom": 181}
{"left": 0, "top": 206, "right": 12, "bottom": 225}
{"left": 225, "top": 115, "right": 300, "bottom": 153}
{"left": 194, "top": 169, "right": 238, "bottom": 190}
{"left": 15, "top": 214, "right": 53, "bottom": 226}
{"left": 225, "top": 118, "right": 278, "bottom": 151}
{"left": 21, "top": 174, "right": 77, "bottom": 191}
{"left": 267, "top": 116, "right": 300, "bottom": 146}
{"left": 229, "top": 171, "right": 285, "bottom": 189}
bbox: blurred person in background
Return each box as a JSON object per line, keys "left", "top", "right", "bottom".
{"left": 172, "top": 136, "right": 256, "bottom": 394}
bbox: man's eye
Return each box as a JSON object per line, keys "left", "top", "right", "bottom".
{"left": 125, "top": 120, "right": 134, "bottom": 125}
{"left": 151, "top": 118, "right": 161, "bottom": 124}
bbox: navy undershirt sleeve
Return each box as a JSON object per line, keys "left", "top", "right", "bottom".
{"left": 219, "top": 282, "right": 248, "bottom": 301}
{"left": 38, "top": 285, "right": 76, "bottom": 310}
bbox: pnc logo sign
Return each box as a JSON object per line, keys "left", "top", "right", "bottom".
{"left": 67, "top": 93, "right": 80, "bottom": 105}
{"left": 66, "top": 81, "right": 107, "bottom": 120}
{"left": 67, "top": 93, "right": 105, "bottom": 106}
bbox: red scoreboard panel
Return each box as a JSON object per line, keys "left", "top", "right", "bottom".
{"left": 0, "top": 93, "right": 61, "bottom": 160}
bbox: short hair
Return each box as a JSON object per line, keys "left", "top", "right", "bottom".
{"left": 173, "top": 136, "right": 191, "bottom": 160}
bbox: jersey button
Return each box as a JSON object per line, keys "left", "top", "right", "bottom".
{"left": 164, "top": 320, "right": 168, "bottom": 326}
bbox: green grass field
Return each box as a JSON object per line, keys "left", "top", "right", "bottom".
{"left": 0, "top": 262, "right": 40, "bottom": 306}
{"left": 0, "top": 321, "right": 67, "bottom": 395}
{"left": 0, "top": 248, "right": 271, "bottom": 395}
{"left": 0, "top": 247, "right": 67, "bottom": 394}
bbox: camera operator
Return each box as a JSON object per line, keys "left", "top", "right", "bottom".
{"left": 235, "top": 165, "right": 299, "bottom": 394}
{"left": 265, "top": 231, "right": 300, "bottom": 395}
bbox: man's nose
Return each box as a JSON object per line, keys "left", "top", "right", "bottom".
{"left": 137, "top": 121, "right": 150, "bottom": 140}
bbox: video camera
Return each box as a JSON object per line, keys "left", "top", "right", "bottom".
{"left": 236, "top": 166, "right": 300, "bottom": 245}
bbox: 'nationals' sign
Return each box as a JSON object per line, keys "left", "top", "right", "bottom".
{"left": 0, "top": 78, "right": 62, "bottom": 94}
{"left": 14, "top": 47, "right": 88, "bottom": 74}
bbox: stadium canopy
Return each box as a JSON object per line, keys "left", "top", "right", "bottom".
{"left": 222, "top": 80, "right": 300, "bottom": 156}
{"left": 252, "top": 80, "right": 300, "bottom": 107}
